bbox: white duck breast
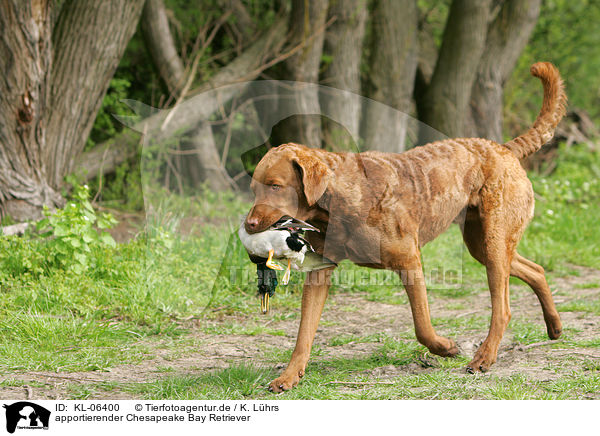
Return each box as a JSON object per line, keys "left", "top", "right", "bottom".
{"left": 238, "top": 225, "right": 309, "bottom": 265}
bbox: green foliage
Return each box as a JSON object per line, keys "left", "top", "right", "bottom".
{"left": 506, "top": 0, "right": 600, "bottom": 133}
{"left": 86, "top": 78, "right": 133, "bottom": 150}
{"left": 36, "top": 185, "right": 118, "bottom": 274}
{"left": 89, "top": 160, "right": 144, "bottom": 211}
{"left": 520, "top": 144, "right": 600, "bottom": 269}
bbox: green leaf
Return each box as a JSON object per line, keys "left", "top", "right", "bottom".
{"left": 66, "top": 238, "right": 82, "bottom": 248}
{"left": 36, "top": 218, "right": 49, "bottom": 231}
{"left": 73, "top": 252, "right": 88, "bottom": 265}
{"left": 100, "top": 232, "right": 116, "bottom": 248}
{"left": 82, "top": 232, "right": 95, "bottom": 243}
{"left": 53, "top": 224, "right": 69, "bottom": 237}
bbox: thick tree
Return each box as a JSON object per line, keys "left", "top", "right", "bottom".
{"left": 0, "top": 0, "right": 145, "bottom": 220}
{"left": 467, "top": 0, "right": 542, "bottom": 141}
{"left": 417, "top": 0, "right": 492, "bottom": 143}
{"left": 362, "top": 0, "right": 418, "bottom": 152}
{"left": 271, "top": 0, "right": 329, "bottom": 148}
{"left": 320, "top": 0, "right": 368, "bottom": 148}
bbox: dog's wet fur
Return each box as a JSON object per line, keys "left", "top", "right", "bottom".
{"left": 245, "top": 62, "right": 566, "bottom": 392}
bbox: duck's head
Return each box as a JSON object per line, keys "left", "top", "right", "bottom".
{"left": 244, "top": 143, "right": 331, "bottom": 234}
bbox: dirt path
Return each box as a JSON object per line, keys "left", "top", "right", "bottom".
{"left": 2, "top": 266, "right": 599, "bottom": 400}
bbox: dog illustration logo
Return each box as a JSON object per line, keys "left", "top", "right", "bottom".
{"left": 3, "top": 402, "right": 50, "bottom": 433}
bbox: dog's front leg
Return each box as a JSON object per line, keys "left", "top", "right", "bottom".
{"left": 388, "top": 246, "right": 459, "bottom": 358}
{"left": 269, "top": 267, "right": 334, "bottom": 393}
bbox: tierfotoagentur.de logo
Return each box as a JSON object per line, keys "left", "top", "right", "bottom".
{"left": 2, "top": 402, "right": 50, "bottom": 434}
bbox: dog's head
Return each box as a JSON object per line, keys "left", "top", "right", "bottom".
{"left": 244, "top": 143, "right": 331, "bottom": 233}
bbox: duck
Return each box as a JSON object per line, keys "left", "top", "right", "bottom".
{"left": 239, "top": 215, "right": 326, "bottom": 313}
{"left": 238, "top": 215, "right": 319, "bottom": 285}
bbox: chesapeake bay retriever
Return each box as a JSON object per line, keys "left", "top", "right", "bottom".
{"left": 244, "top": 62, "right": 566, "bottom": 392}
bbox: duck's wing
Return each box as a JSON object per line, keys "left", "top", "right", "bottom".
{"left": 292, "top": 252, "right": 337, "bottom": 271}
{"left": 296, "top": 235, "right": 315, "bottom": 252}
{"left": 285, "top": 234, "right": 306, "bottom": 252}
{"left": 273, "top": 216, "right": 319, "bottom": 232}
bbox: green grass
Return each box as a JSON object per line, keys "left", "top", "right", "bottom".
{"left": 126, "top": 364, "right": 276, "bottom": 400}
{"left": 557, "top": 297, "right": 600, "bottom": 315}
{"left": 124, "top": 360, "right": 599, "bottom": 400}
{"left": 202, "top": 321, "right": 286, "bottom": 337}
{"left": 520, "top": 144, "right": 600, "bottom": 270}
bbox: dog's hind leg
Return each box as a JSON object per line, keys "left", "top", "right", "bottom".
{"left": 510, "top": 253, "right": 562, "bottom": 339}
{"left": 466, "top": 228, "right": 514, "bottom": 373}
{"left": 461, "top": 196, "right": 520, "bottom": 373}
{"left": 462, "top": 208, "right": 562, "bottom": 342}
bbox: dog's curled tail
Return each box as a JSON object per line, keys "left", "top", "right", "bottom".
{"left": 504, "top": 62, "right": 567, "bottom": 159}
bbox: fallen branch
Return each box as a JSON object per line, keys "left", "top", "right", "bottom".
{"left": 1, "top": 222, "right": 30, "bottom": 236}
{"left": 549, "top": 349, "right": 600, "bottom": 359}
{"left": 24, "top": 373, "right": 105, "bottom": 383}
{"left": 518, "top": 340, "right": 561, "bottom": 350}
{"left": 23, "top": 385, "right": 33, "bottom": 400}
{"left": 498, "top": 339, "right": 562, "bottom": 359}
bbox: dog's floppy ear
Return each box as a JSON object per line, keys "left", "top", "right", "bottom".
{"left": 292, "top": 153, "right": 330, "bottom": 206}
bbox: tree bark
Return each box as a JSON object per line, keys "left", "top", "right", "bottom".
{"left": 418, "top": 0, "right": 492, "bottom": 144}
{"left": 141, "top": 0, "right": 186, "bottom": 96}
{"left": 0, "top": 0, "right": 63, "bottom": 220}
{"left": 320, "top": 0, "right": 367, "bottom": 149}
{"left": 0, "top": 0, "right": 144, "bottom": 220}
{"left": 46, "top": 0, "right": 145, "bottom": 187}
{"left": 272, "top": 0, "right": 329, "bottom": 148}
{"left": 467, "top": 0, "right": 541, "bottom": 142}
{"left": 361, "top": 0, "right": 418, "bottom": 153}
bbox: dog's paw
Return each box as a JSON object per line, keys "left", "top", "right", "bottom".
{"left": 268, "top": 368, "right": 304, "bottom": 393}
{"left": 545, "top": 316, "right": 562, "bottom": 340}
{"left": 428, "top": 337, "right": 459, "bottom": 358}
{"left": 466, "top": 353, "right": 495, "bottom": 374}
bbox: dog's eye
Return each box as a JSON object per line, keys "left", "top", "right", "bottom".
{"left": 271, "top": 184, "right": 281, "bottom": 191}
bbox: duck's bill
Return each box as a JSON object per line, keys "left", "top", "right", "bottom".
{"left": 260, "top": 293, "right": 270, "bottom": 314}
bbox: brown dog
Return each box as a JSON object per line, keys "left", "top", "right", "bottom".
{"left": 244, "top": 62, "right": 566, "bottom": 392}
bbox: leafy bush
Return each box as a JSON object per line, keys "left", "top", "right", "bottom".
{"left": 36, "top": 185, "right": 117, "bottom": 274}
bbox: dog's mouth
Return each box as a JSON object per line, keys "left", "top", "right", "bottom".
{"left": 244, "top": 214, "right": 284, "bottom": 234}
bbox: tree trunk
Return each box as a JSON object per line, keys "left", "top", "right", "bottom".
{"left": 0, "top": 0, "right": 63, "bottom": 220}
{"left": 361, "top": 0, "right": 418, "bottom": 153}
{"left": 467, "top": 0, "right": 541, "bottom": 142}
{"left": 141, "top": 0, "right": 186, "bottom": 96}
{"left": 418, "top": 0, "right": 492, "bottom": 144}
{"left": 272, "top": 0, "right": 329, "bottom": 148}
{"left": 0, "top": 0, "right": 144, "bottom": 220}
{"left": 141, "top": 0, "right": 234, "bottom": 191}
{"left": 46, "top": 0, "right": 145, "bottom": 186}
{"left": 182, "top": 123, "right": 235, "bottom": 191}
{"left": 320, "top": 0, "right": 367, "bottom": 149}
